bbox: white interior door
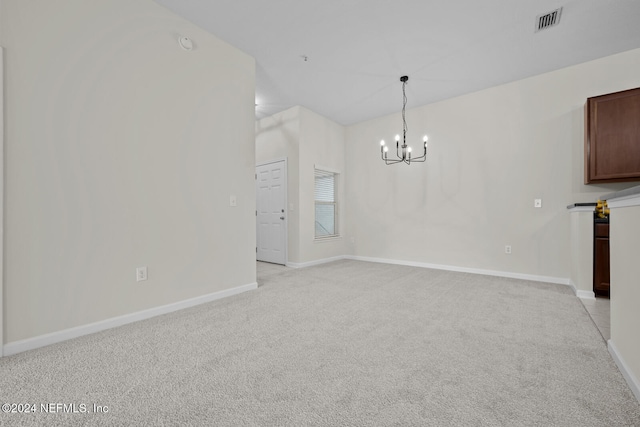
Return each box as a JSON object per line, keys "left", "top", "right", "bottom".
{"left": 256, "top": 160, "right": 287, "bottom": 265}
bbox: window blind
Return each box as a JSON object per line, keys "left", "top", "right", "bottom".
{"left": 314, "top": 169, "right": 337, "bottom": 238}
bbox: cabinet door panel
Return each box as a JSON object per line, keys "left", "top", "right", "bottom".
{"left": 585, "top": 87, "right": 640, "bottom": 183}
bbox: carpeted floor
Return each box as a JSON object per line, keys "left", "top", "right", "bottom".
{"left": 1, "top": 260, "right": 639, "bottom": 426}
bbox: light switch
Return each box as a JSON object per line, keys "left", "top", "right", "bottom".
{"left": 534, "top": 199, "right": 542, "bottom": 208}
{"left": 230, "top": 195, "right": 237, "bottom": 207}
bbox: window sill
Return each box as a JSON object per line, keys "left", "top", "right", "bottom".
{"left": 314, "top": 236, "right": 341, "bottom": 243}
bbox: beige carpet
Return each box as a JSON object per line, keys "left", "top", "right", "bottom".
{"left": 1, "top": 260, "right": 639, "bottom": 426}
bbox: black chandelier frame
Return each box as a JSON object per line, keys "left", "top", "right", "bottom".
{"left": 380, "top": 76, "right": 428, "bottom": 165}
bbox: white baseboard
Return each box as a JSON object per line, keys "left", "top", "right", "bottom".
{"left": 608, "top": 340, "right": 640, "bottom": 403}
{"left": 3, "top": 282, "right": 258, "bottom": 357}
{"left": 286, "top": 254, "right": 570, "bottom": 286}
{"left": 286, "top": 255, "right": 347, "bottom": 269}
{"left": 576, "top": 290, "right": 596, "bottom": 299}
{"left": 569, "top": 279, "right": 596, "bottom": 299}
{"left": 346, "top": 255, "right": 570, "bottom": 286}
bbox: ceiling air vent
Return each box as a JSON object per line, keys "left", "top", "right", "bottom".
{"left": 535, "top": 7, "right": 562, "bottom": 32}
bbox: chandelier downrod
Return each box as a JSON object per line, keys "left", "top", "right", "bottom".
{"left": 379, "top": 76, "right": 428, "bottom": 165}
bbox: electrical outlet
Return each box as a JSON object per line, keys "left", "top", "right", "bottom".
{"left": 505, "top": 245, "right": 512, "bottom": 254}
{"left": 136, "top": 267, "right": 148, "bottom": 282}
{"left": 534, "top": 199, "right": 542, "bottom": 208}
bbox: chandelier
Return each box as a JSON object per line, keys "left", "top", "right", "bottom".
{"left": 380, "top": 76, "right": 428, "bottom": 165}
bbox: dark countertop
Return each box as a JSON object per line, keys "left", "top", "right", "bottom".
{"left": 566, "top": 202, "right": 597, "bottom": 210}
{"left": 567, "top": 184, "right": 640, "bottom": 210}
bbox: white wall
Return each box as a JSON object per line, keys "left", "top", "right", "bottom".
{"left": 609, "top": 203, "right": 640, "bottom": 400}
{"left": 298, "top": 107, "right": 348, "bottom": 264}
{"left": 256, "top": 106, "right": 348, "bottom": 265}
{"left": 255, "top": 106, "right": 301, "bottom": 263}
{"left": 1, "top": 0, "right": 256, "bottom": 343}
{"left": 346, "top": 48, "right": 640, "bottom": 281}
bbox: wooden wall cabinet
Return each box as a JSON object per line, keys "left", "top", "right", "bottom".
{"left": 585, "top": 87, "right": 640, "bottom": 184}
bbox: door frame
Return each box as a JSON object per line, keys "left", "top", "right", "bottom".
{"left": 256, "top": 158, "right": 288, "bottom": 265}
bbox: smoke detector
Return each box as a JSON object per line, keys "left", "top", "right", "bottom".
{"left": 178, "top": 36, "right": 193, "bottom": 51}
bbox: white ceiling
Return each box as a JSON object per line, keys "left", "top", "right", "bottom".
{"left": 155, "top": 0, "right": 640, "bottom": 125}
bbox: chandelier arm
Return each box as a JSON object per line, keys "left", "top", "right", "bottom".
{"left": 380, "top": 153, "right": 402, "bottom": 165}
{"left": 408, "top": 156, "right": 427, "bottom": 163}
{"left": 382, "top": 151, "right": 405, "bottom": 163}
{"left": 404, "top": 152, "right": 427, "bottom": 165}
{"left": 385, "top": 157, "right": 406, "bottom": 165}
{"left": 410, "top": 150, "right": 427, "bottom": 161}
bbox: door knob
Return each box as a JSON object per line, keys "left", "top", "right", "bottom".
{"left": 280, "top": 216, "right": 285, "bottom": 220}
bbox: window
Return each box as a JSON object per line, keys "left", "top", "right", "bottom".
{"left": 314, "top": 169, "right": 338, "bottom": 238}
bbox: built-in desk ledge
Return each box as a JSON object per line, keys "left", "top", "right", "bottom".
{"left": 601, "top": 184, "right": 640, "bottom": 208}
{"left": 567, "top": 202, "right": 596, "bottom": 211}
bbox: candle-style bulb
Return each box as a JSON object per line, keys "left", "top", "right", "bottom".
{"left": 395, "top": 134, "right": 400, "bottom": 142}
{"left": 407, "top": 146, "right": 412, "bottom": 153}
{"left": 423, "top": 135, "right": 428, "bottom": 142}
{"left": 380, "top": 140, "right": 385, "bottom": 146}
{"left": 383, "top": 146, "right": 389, "bottom": 153}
